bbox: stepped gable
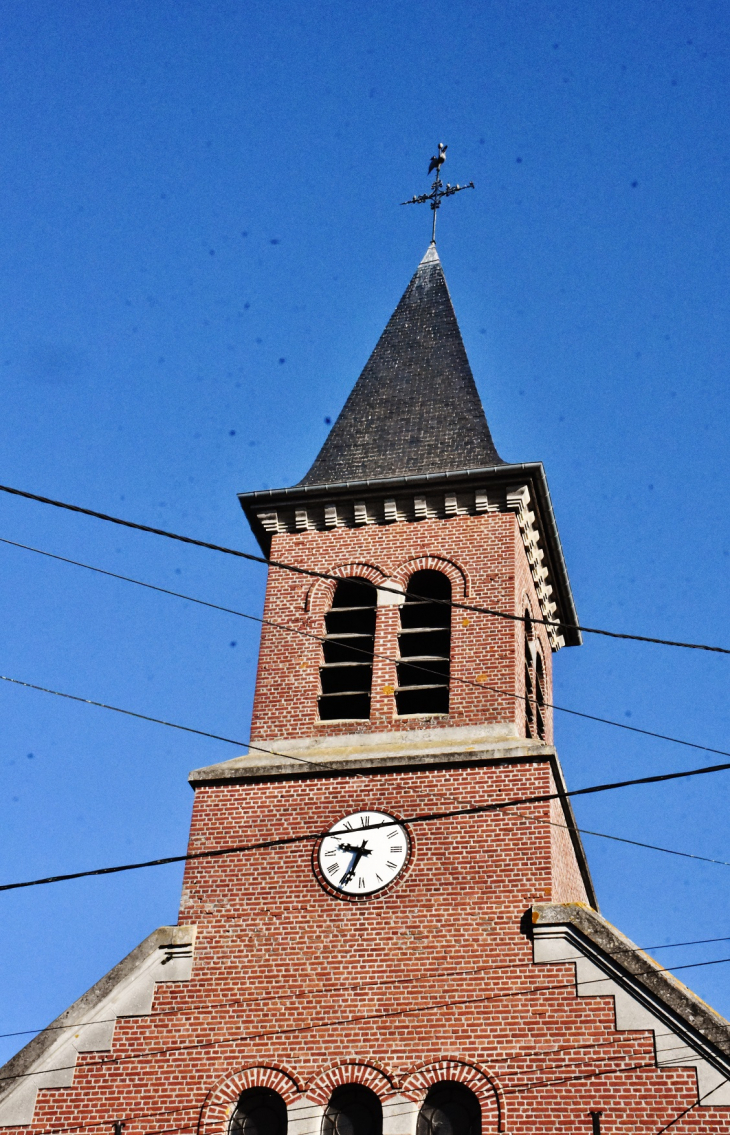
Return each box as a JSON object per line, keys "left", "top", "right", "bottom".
{"left": 300, "top": 244, "right": 503, "bottom": 485}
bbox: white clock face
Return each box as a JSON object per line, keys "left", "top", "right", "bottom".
{"left": 317, "top": 810, "right": 410, "bottom": 896}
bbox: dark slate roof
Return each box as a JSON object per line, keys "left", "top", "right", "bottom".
{"left": 300, "top": 244, "right": 504, "bottom": 485}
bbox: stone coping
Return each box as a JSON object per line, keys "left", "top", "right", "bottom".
{"left": 188, "top": 730, "right": 598, "bottom": 911}
{"left": 189, "top": 725, "right": 551, "bottom": 783}
{"left": 0, "top": 926, "right": 195, "bottom": 1114}
{"left": 532, "top": 903, "right": 730, "bottom": 1062}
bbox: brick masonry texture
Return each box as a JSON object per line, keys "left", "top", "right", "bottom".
{"left": 8, "top": 759, "right": 729, "bottom": 1135}
{"left": 250, "top": 512, "right": 552, "bottom": 745}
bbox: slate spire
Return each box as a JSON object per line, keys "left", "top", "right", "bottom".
{"left": 300, "top": 245, "right": 503, "bottom": 486}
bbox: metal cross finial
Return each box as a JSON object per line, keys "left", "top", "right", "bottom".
{"left": 400, "top": 143, "right": 475, "bottom": 244}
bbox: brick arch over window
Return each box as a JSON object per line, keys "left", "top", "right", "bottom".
{"left": 198, "top": 1065, "right": 303, "bottom": 1135}
{"left": 306, "top": 1062, "right": 397, "bottom": 1106}
{"left": 391, "top": 555, "right": 470, "bottom": 599}
{"left": 400, "top": 1061, "right": 503, "bottom": 1133}
{"left": 304, "top": 563, "right": 389, "bottom": 615}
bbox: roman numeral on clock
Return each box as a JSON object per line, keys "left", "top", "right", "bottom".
{"left": 386, "top": 860, "right": 398, "bottom": 870}
{"left": 327, "top": 863, "right": 338, "bottom": 875}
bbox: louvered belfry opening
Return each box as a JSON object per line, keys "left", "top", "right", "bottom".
{"left": 396, "top": 570, "right": 451, "bottom": 716}
{"left": 318, "top": 578, "right": 376, "bottom": 720}
{"left": 524, "top": 609, "right": 534, "bottom": 738}
{"left": 535, "top": 651, "right": 546, "bottom": 740}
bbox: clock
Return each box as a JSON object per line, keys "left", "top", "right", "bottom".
{"left": 317, "top": 810, "right": 410, "bottom": 897}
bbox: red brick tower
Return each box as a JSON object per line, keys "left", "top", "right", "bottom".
{"left": 3, "top": 245, "right": 730, "bottom": 1135}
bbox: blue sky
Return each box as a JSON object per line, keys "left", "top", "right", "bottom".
{"left": 1, "top": 0, "right": 730, "bottom": 1060}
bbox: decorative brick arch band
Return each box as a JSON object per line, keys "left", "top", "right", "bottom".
{"left": 304, "top": 563, "right": 388, "bottom": 614}
{"left": 400, "top": 1060, "right": 503, "bottom": 1133}
{"left": 306, "top": 1061, "right": 397, "bottom": 1105}
{"left": 391, "top": 555, "right": 471, "bottom": 599}
{"left": 198, "top": 1064, "right": 303, "bottom": 1135}
{"left": 197, "top": 1060, "right": 502, "bottom": 1135}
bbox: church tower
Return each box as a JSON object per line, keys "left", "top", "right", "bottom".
{"left": 232, "top": 242, "right": 580, "bottom": 763}
{"left": 3, "top": 243, "right": 730, "bottom": 1135}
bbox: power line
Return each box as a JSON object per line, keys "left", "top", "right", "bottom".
{"left": 0, "top": 1104, "right": 201, "bottom": 1135}
{"left": 5, "top": 955, "right": 730, "bottom": 1085}
{"left": 5, "top": 639, "right": 730, "bottom": 776}
{"left": 3, "top": 616, "right": 730, "bottom": 874}
{"left": 511, "top": 808, "right": 730, "bottom": 869}
{"left": 0, "top": 673, "right": 253, "bottom": 749}
{"left": 5, "top": 535, "right": 730, "bottom": 769}
{"left": 0, "top": 536, "right": 271, "bottom": 624}
{"left": 2, "top": 930, "right": 728, "bottom": 1043}
{"left": 5, "top": 1025, "right": 714, "bottom": 1135}
{"left": 3, "top": 756, "right": 730, "bottom": 893}
{"left": 2, "top": 481, "right": 729, "bottom": 654}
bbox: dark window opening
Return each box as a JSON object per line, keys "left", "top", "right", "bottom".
{"left": 322, "top": 1086, "right": 382, "bottom": 1135}
{"left": 535, "top": 651, "right": 546, "bottom": 741}
{"left": 318, "top": 579, "right": 376, "bottom": 720}
{"left": 416, "top": 1083, "right": 481, "bottom": 1135}
{"left": 524, "top": 608, "right": 534, "bottom": 739}
{"left": 229, "top": 1089, "right": 287, "bottom": 1135}
{"left": 396, "top": 570, "right": 451, "bottom": 716}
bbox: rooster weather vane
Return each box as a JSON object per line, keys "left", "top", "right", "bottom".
{"left": 401, "top": 143, "right": 474, "bottom": 244}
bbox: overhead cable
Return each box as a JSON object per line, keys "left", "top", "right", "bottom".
{"left": 2, "top": 932, "right": 728, "bottom": 1043}
{"left": 4, "top": 537, "right": 730, "bottom": 766}
{"left": 3, "top": 756, "right": 730, "bottom": 893}
{"left": 1, "top": 482, "right": 728, "bottom": 654}
{"left": 4, "top": 956, "right": 730, "bottom": 1085}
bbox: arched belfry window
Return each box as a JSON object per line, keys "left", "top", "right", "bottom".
{"left": 229, "top": 1089, "right": 287, "bottom": 1135}
{"left": 322, "top": 1085, "right": 382, "bottom": 1135}
{"left": 318, "top": 579, "right": 376, "bottom": 720}
{"left": 396, "top": 570, "right": 451, "bottom": 716}
{"left": 524, "top": 608, "right": 534, "bottom": 738}
{"left": 416, "top": 1083, "right": 481, "bottom": 1135}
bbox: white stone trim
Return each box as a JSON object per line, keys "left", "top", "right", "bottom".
{"left": 287, "top": 1096, "right": 325, "bottom": 1135}
{"left": 533, "top": 923, "right": 730, "bottom": 1106}
{"left": 377, "top": 579, "right": 405, "bottom": 607}
{"left": 0, "top": 927, "right": 196, "bottom": 1127}
{"left": 256, "top": 486, "right": 567, "bottom": 652}
{"left": 505, "top": 485, "right": 563, "bottom": 650}
{"left": 382, "top": 1095, "right": 419, "bottom": 1135}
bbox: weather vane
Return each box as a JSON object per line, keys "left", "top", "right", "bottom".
{"left": 400, "top": 143, "right": 474, "bottom": 244}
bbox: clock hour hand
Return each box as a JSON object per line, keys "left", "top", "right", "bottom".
{"left": 337, "top": 840, "right": 372, "bottom": 886}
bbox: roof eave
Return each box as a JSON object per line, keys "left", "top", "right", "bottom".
{"left": 238, "top": 462, "right": 581, "bottom": 647}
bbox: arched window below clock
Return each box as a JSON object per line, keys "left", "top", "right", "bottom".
{"left": 229, "top": 1088, "right": 288, "bottom": 1135}
{"left": 396, "top": 569, "right": 451, "bottom": 716}
{"left": 322, "top": 1084, "right": 382, "bottom": 1135}
{"left": 416, "top": 1083, "right": 481, "bottom": 1135}
{"left": 318, "top": 578, "right": 377, "bottom": 720}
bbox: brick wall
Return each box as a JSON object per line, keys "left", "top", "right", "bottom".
{"left": 250, "top": 513, "right": 553, "bottom": 744}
